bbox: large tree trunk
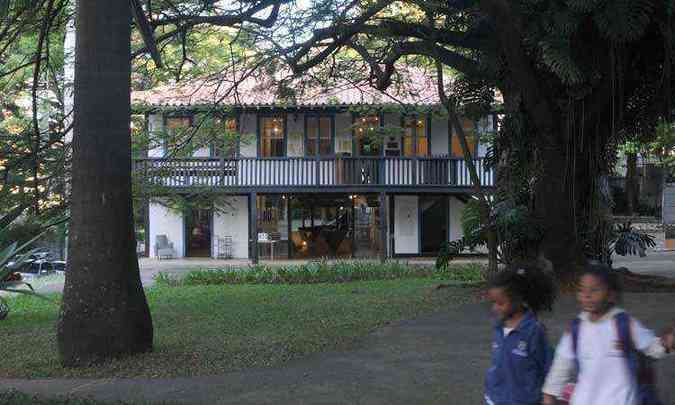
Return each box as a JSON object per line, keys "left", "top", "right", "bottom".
{"left": 535, "top": 146, "right": 584, "bottom": 277}
{"left": 625, "top": 152, "right": 638, "bottom": 215}
{"left": 57, "top": 2, "right": 153, "bottom": 366}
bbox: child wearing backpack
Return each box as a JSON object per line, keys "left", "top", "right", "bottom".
{"left": 484, "top": 264, "right": 557, "bottom": 405}
{"left": 542, "top": 263, "right": 675, "bottom": 405}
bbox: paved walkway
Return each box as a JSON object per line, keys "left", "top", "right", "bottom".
{"left": 32, "top": 257, "right": 484, "bottom": 294}
{"left": 2, "top": 293, "right": 674, "bottom": 404}
{"left": 613, "top": 250, "right": 675, "bottom": 278}
{"left": 28, "top": 251, "right": 673, "bottom": 295}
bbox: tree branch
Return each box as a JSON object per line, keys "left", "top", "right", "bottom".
{"left": 478, "top": 0, "right": 557, "bottom": 144}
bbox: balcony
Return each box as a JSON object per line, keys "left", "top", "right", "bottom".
{"left": 133, "top": 156, "right": 494, "bottom": 192}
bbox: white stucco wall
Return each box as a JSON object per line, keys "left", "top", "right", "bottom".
{"left": 147, "top": 113, "right": 165, "bottom": 158}
{"left": 334, "top": 112, "right": 352, "bottom": 154}
{"left": 477, "top": 142, "right": 488, "bottom": 158}
{"left": 192, "top": 147, "right": 211, "bottom": 157}
{"left": 449, "top": 196, "right": 466, "bottom": 241}
{"left": 430, "top": 116, "right": 450, "bottom": 156}
{"left": 475, "top": 115, "right": 493, "bottom": 158}
{"left": 149, "top": 200, "right": 184, "bottom": 258}
{"left": 287, "top": 113, "right": 304, "bottom": 157}
{"left": 239, "top": 113, "right": 257, "bottom": 157}
{"left": 394, "top": 195, "right": 419, "bottom": 254}
{"left": 213, "top": 196, "right": 249, "bottom": 259}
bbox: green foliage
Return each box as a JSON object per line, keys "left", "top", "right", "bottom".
{"left": 584, "top": 219, "right": 657, "bottom": 265}
{"left": 132, "top": 23, "right": 249, "bottom": 89}
{"left": 0, "top": 234, "right": 51, "bottom": 320}
{"left": 538, "top": 39, "right": 584, "bottom": 85}
{"left": 435, "top": 237, "right": 477, "bottom": 270}
{"left": 438, "top": 198, "right": 544, "bottom": 267}
{"left": 450, "top": 76, "right": 496, "bottom": 121}
{"left": 155, "top": 260, "right": 486, "bottom": 286}
{"left": 0, "top": 219, "right": 48, "bottom": 249}
{"left": 593, "top": 0, "right": 654, "bottom": 43}
{"left": 0, "top": 390, "right": 130, "bottom": 405}
{"left": 460, "top": 199, "right": 484, "bottom": 247}
{"left": 612, "top": 222, "right": 656, "bottom": 257}
{"left": 648, "top": 119, "right": 675, "bottom": 178}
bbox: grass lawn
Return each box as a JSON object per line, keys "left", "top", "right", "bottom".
{"left": 0, "top": 278, "right": 477, "bottom": 379}
{"left": 0, "top": 390, "right": 141, "bottom": 405}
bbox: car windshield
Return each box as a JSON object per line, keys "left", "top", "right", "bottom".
{"left": 53, "top": 262, "right": 65, "bottom": 271}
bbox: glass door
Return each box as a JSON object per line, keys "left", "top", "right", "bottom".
{"left": 186, "top": 209, "right": 212, "bottom": 257}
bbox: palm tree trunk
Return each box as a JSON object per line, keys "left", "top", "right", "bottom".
{"left": 57, "top": 1, "right": 153, "bottom": 366}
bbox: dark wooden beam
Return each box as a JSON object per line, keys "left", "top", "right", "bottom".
{"left": 379, "top": 192, "right": 388, "bottom": 262}
{"left": 249, "top": 192, "right": 258, "bottom": 264}
{"left": 143, "top": 185, "right": 494, "bottom": 195}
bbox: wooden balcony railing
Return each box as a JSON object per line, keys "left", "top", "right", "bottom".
{"left": 133, "top": 157, "right": 494, "bottom": 189}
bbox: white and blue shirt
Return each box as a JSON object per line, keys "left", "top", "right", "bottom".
{"left": 542, "top": 307, "right": 669, "bottom": 405}
{"left": 485, "top": 311, "right": 553, "bottom": 405}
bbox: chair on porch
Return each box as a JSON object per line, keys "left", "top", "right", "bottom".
{"left": 155, "top": 235, "right": 175, "bottom": 260}
{"left": 216, "top": 236, "right": 233, "bottom": 259}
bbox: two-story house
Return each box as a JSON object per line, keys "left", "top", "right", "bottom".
{"left": 131, "top": 69, "right": 495, "bottom": 262}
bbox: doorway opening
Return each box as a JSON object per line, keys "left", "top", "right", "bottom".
{"left": 420, "top": 196, "right": 448, "bottom": 255}
{"left": 186, "top": 209, "right": 212, "bottom": 257}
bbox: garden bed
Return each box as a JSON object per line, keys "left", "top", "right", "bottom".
{"left": 154, "top": 261, "right": 486, "bottom": 287}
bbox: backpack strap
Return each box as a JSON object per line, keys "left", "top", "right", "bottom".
{"left": 570, "top": 318, "right": 581, "bottom": 372}
{"left": 614, "top": 312, "right": 639, "bottom": 380}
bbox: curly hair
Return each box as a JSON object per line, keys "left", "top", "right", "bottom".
{"left": 489, "top": 264, "right": 557, "bottom": 314}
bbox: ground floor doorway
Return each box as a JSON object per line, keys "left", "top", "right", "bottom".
{"left": 255, "top": 194, "right": 383, "bottom": 260}
{"left": 186, "top": 208, "right": 212, "bottom": 257}
{"left": 420, "top": 196, "right": 448, "bottom": 255}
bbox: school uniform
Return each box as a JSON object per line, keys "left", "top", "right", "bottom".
{"left": 485, "top": 311, "right": 553, "bottom": 405}
{"left": 542, "top": 307, "right": 668, "bottom": 405}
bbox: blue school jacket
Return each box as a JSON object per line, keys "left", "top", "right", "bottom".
{"left": 484, "top": 311, "right": 553, "bottom": 405}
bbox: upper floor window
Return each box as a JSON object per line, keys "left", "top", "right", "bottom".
{"left": 451, "top": 118, "right": 477, "bottom": 158}
{"left": 164, "top": 116, "right": 192, "bottom": 156}
{"left": 131, "top": 114, "right": 148, "bottom": 158}
{"left": 213, "top": 117, "right": 238, "bottom": 158}
{"left": 403, "top": 115, "right": 429, "bottom": 157}
{"left": 354, "top": 115, "right": 380, "bottom": 156}
{"left": 260, "top": 116, "right": 285, "bottom": 157}
{"left": 306, "top": 116, "right": 332, "bottom": 157}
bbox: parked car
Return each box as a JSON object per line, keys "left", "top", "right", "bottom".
{"left": 52, "top": 260, "right": 66, "bottom": 274}
{"left": 17, "top": 260, "right": 54, "bottom": 281}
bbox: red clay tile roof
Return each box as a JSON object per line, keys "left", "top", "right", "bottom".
{"left": 131, "top": 67, "right": 441, "bottom": 108}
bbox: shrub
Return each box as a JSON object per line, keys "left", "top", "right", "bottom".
{"left": 0, "top": 222, "right": 54, "bottom": 320}
{"left": 154, "top": 260, "right": 486, "bottom": 287}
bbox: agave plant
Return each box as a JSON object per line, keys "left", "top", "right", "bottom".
{"left": 0, "top": 228, "right": 51, "bottom": 320}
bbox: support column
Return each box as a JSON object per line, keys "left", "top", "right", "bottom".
{"left": 249, "top": 192, "right": 258, "bottom": 264}
{"left": 287, "top": 195, "right": 293, "bottom": 259}
{"left": 379, "top": 192, "right": 388, "bottom": 262}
